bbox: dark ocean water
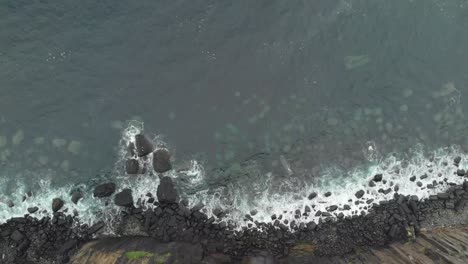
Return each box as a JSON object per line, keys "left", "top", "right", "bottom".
{"left": 1, "top": 0, "right": 468, "bottom": 225}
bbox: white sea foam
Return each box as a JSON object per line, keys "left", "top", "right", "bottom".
{"left": 1, "top": 122, "right": 467, "bottom": 234}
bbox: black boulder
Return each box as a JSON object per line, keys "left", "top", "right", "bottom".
{"left": 153, "top": 148, "right": 172, "bottom": 173}
{"left": 125, "top": 159, "right": 140, "bottom": 174}
{"left": 135, "top": 134, "right": 154, "bottom": 157}
{"left": 157, "top": 176, "right": 178, "bottom": 203}
{"left": 52, "top": 198, "right": 64, "bottom": 212}
{"left": 114, "top": 189, "right": 134, "bottom": 207}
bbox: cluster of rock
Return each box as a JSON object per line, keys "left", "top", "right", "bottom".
{"left": 125, "top": 133, "right": 172, "bottom": 175}
{"left": 2, "top": 150, "right": 468, "bottom": 263}
{"left": 0, "top": 213, "right": 105, "bottom": 263}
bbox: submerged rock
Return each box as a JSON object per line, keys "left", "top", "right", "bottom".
{"left": 153, "top": 148, "right": 172, "bottom": 173}
{"left": 114, "top": 189, "right": 134, "bottom": 207}
{"left": 93, "top": 183, "right": 116, "bottom": 198}
{"left": 135, "top": 134, "right": 154, "bottom": 157}
{"left": 71, "top": 190, "right": 83, "bottom": 204}
{"left": 125, "top": 159, "right": 139, "bottom": 174}
{"left": 52, "top": 198, "right": 64, "bottom": 212}
{"left": 157, "top": 176, "right": 178, "bottom": 203}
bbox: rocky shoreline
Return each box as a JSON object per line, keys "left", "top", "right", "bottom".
{"left": 2, "top": 134, "right": 468, "bottom": 263}
{"left": 1, "top": 173, "right": 468, "bottom": 263}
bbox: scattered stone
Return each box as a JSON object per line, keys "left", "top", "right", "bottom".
{"left": 153, "top": 148, "right": 172, "bottom": 173}
{"left": 27, "top": 207, "right": 38, "bottom": 214}
{"left": 307, "top": 192, "right": 317, "bottom": 200}
{"left": 369, "top": 181, "right": 376, "bottom": 187}
{"left": 343, "top": 205, "right": 351, "bottom": 210}
{"left": 373, "top": 174, "right": 383, "bottom": 182}
{"left": 125, "top": 159, "right": 139, "bottom": 174}
{"left": 52, "top": 198, "right": 64, "bottom": 212}
{"left": 114, "top": 189, "right": 134, "bottom": 207}
{"left": 355, "top": 190, "right": 365, "bottom": 199}
{"left": 327, "top": 205, "right": 338, "bottom": 212}
{"left": 454, "top": 156, "right": 461, "bottom": 165}
{"left": 135, "top": 134, "right": 154, "bottom": 157}
{"left": 157, "top": 176, "right": 178, "bottom": 203}
{"left": 93, "top": 183, "right": 116, "bottom": 198}
{"left": 457, "top": 169, "right": 466, "bottom": 176}
{"left": 420, "top": 174, "right": 428, "bottom": 180}
{"left": 324, "top": 192, "right": 332, "bottom": 197}
{"left": 250, "top": 209, "right": 258, "bottom": 216}
{"left": 410, "top": 176, "right": 416, "bottom": 182}
{"left": 416, "top": 181, "right": 423, "bottom": 187}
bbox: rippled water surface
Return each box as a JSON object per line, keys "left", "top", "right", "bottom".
{"left": 1, "top": 0, "right": 468, "bottom": 225}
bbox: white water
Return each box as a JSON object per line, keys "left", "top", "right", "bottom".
{"left": 0, "top": 121, "right": 467, "bottom": 233}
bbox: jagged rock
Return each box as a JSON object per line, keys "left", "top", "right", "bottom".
{"left": 93, "top": 183, "right": 116, "bottom": 198}
{"left": 135, "top": 134, "right": 154, "bottom": 157}
{"left": 153, "top": 148, "right": 172, "bottom": 173}
{"left": 114, "top": 189, "right": 134, "bottom": 207}
{"left": 52, "top": 198, "right": 64, "bottom": 212}
{"left": 125, "top": 159, "right": 139, "bottom": 174}
{"left": 157, "top": 176, "right": 178, "bottom": 203}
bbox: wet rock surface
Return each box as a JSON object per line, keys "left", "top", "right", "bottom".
{"left": 153, "top": 148, "right": 172, "bottom": 173}
{"left": 157, "top": 176, "right": 178, "bottom": 203}
{"left": 134, "top": 134, "right": 154, "bottom": 157}
{"left": 2, "top": 175, "right": 468, "bottom": 263}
